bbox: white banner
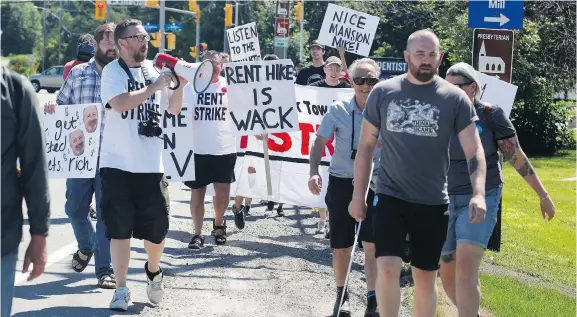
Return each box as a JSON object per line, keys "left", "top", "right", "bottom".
{"left": 317, "top": 3, "right": 380, "bottom": 57}
{"left": 477, "top": 71, "right": 518, "bottom": 117}
{"left": 226, "top": 22, "right": 262, "bottom": 62}
{"left": 218, "top": 86, "right": 355, "bottom": 208}
{"left": 162, "top": 106, "right": 196, "bottom": 182}
{"left": 223, "top": 59, "right": 299, "bottom": 136}
{"left": 43, "top": 103, "right": 101, "bottom": 178}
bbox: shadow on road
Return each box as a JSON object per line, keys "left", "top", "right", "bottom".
{"left": 12, "top": 301, "right": 153, "bottom": 317}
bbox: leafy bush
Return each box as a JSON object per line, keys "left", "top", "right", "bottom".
{"left": 511, "top": 77, "right": 576, "bottom": 155}
{"left": 7, "top": 54, "right": 38, "bottom": 77}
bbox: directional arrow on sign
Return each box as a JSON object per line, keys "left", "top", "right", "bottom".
{"left": 484, "top": 13, "right": 510, "bottom": 26}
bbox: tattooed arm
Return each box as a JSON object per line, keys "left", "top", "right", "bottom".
{"left": 497, "top": 136, "right": 555, "bottom": 220}
{"left": 458, "top": 123, "right": 487, "bottom": 197}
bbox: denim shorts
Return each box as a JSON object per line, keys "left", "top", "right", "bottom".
{"left": 442, "top": 185, "right": 503, "bottom": 255}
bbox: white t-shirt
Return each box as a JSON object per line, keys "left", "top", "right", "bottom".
{"left": 100, "top": 59, "right": 168, "bottom": 173}
{"left": 183, "top": 77, "right": 236, "bottom": 155}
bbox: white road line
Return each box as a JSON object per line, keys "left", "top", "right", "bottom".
{"left": 14, "top": 242, "right": 78, "bottom": 286}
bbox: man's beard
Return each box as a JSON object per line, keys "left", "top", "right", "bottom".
{"left": 133, "top": 49, "right": 147, "bottom": 63}
{"left": 95, "top": 48, "right": 117, "bottom": 66}
{"left": 409, "top": 61, "right": 437, "bottom": 83}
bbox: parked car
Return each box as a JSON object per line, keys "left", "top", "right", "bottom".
{"left": 29, "top": 66, "right": 64, "bottom": 93}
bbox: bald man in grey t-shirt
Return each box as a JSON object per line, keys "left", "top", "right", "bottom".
{"left": 348, "top": 30, "right": 488, "bottom": 317}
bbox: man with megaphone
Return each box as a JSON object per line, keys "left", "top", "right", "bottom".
{"left": 98, "top": 18, "right": 182, "bottom": 312}
{"left": 167, "top": 50, "right": 243, "bottom": 250}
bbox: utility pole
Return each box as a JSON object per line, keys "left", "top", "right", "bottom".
{"left": 42, "top": 1, "right": 47, "bottom": 72}
{"left": 299, "top": 0, "right": 304, "bottom": 62}
{"left": 234, "top": 0, "right": 239, "bottom": 28}
{"left": 58, "top": 0, "right": 63, "bottom": 65}
{"left": 159, "top": 0, "right": 166, "bottom": 53}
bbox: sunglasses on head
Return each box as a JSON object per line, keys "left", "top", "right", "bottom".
{"left": 454, "top": 81, "right": 473, "bottom": 88}
{"left": 353, "top": 77, "right": 379, "bottom": 86}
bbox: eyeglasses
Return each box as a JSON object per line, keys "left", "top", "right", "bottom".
{"left": 121, "top": 34, "right": 150, "bottom": 43}
{"left": 353, "top": 77, "right": 379, "bottom": 86}
{"left": 453, "top": 81, "right": 473, "bottom": 88}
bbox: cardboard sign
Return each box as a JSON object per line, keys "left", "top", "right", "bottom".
{"left": 205, "top": 86, "right": 355, "bottom": 208}
{"left": 161, "top": 106, "right": 196, "bottom": 182}
{"left": 43, "top": 103, "right": 101, "bottom": 178}
{"left": 223, "top": 59, "right": 299, "bottom": 136}
{"left": 226, "top": 22, "right": 262, "bottom": 62}
{"left": 317, "top": 4, "right": 379, "bottom": 56}
{"left": 477, "top": 71, "right": 518, "bottom": 118}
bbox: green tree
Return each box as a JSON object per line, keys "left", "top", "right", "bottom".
{"left": 1, "top": 2, "right": 42, "bottom": 56}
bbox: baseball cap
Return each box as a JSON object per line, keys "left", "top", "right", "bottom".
{"left": 311, "top": 40, "right": 325, "bottom": 50}
{"left": 339, "top": 71, "right": 352, "bottom": 84}
{"left": 324, "top": 56, "right": 342, "bottom": 67}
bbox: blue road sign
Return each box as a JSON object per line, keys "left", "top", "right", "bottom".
{"left": 165, "top": 23, "right": 183, "bottom": 32}
{"left": 143, "top": 23, "right": 159, "bottom": 32}
{"left": 468, "top": 0, "right": 524, "bottom": 30}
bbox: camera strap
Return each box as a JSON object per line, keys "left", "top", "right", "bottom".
{"left": 351, "top": 111, "right": 355, "bottom": 151}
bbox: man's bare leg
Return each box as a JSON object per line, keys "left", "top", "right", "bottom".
{"left": 412, "top": 267, "right": 438, "bottom": 317}
{"left": 213, "top": 183, "right": 231, "bottom": 226}
{"left": 190, "top": 187, "right": 207, "bottom": 235}
{"left": 376, "top": 256, "right": 402, "bottom": 317}
{"left": 110, "top": 239, "right": 131, "bottom": 288}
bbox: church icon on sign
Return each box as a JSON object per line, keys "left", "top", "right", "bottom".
{"left": 478, "top": 41, "right": 505, "bottom": 75}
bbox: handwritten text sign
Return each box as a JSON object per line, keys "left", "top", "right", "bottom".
{"left": 224, "top": 59, "right": 299, "bottom": 136}
{"left": 227, "top": 22, "right": 262, "bottom": 62}
{"left": 43, "top": 103, "right": 101, "bottom": 178}
{"left": 161, "top": 106, "right": 196, "bottom": 182}
{"left": 317, "top": 4, "right": 379, "bottom": 56}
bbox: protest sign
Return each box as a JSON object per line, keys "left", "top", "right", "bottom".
{"left": 218, "top": 86, "right": 354, "bottom": 208}
{"left": 226, "top": 22, "right": 262, "bottom": 62}
{"left": 161, "top": 106, "right": 196, "bottom": 182}
{"left": 317, "top": 3, "right": 379, "bottom": 56}
{"left": 43, "top": 103, "right": 101, "bottom": 178}
{"left": 477, "top": 71, "right": 518, "bottom": 117}
{"left": 223, "top": 59, "right": 299, "bottom": 136}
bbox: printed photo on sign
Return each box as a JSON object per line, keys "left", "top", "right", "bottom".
{"left": 477, "top": 71, "right": 518, "bottom": 118}
{"left": 224, "top": 59, "right": 299, "bottom": 136}
{"left": 317, "top": 3, "right": 380, "bottom": 57}
{"left": 162, "top": 103, "right": 196, "bottom": 182}
{"left": 231, "top": 86, "right": 355, "bottom": 208}
{"left": 43, "top": 103, "right": 102, "bottom": 179}
{"left": 226, "top": 22, "right": 262, "bottom": 62}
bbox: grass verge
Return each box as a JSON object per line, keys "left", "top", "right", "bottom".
{"left": 486, "top": 150, "right": 575, "bottom": 288}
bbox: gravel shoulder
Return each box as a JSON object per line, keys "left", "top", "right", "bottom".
{"left": 140, "top": 185, "right": 412, "bottom": 317}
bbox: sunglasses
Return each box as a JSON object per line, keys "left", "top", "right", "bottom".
{"left": 454, "top": 81, "right": 473, "bottom": 88}
{"left": 121, "top": 34, "right": 150, "bottom": 43}
{"left": 353, "top": 77, "right": 379, "bottom": 86}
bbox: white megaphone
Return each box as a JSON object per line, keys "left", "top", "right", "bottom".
{"left": 153, "top": 53, "right": 214, "bottom": 94}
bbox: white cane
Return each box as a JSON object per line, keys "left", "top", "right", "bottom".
{"left": 336, "top": 220, "right": 362, "bottom": 317}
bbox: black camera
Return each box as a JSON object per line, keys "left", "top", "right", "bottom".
{"left": 138, "top": 110, "right": 163, "bottom": 138}
{"left": 350, "top": 149, "right": 357, "bottom": 160}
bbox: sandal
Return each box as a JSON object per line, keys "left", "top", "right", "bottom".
{"left": 72, "top": 250, "right": 93, "bottom": 273}
{"left": 211, "top": 220, "right": 227, "bottom": 245}
{"left": 98, "top": 274, "right": 116, "bottom": 289}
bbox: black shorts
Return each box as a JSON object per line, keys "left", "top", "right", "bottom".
{"left": 184, "top": 153, "right": 237, "bottom": 190}
{"left": 325, "top": 175, "right": 375, "bottom": 249}
{"left": 372, "top": 194, "right": 449, "bottom": 271}
{"left": 100, "top": 168, "right": 170, "bottom": 244}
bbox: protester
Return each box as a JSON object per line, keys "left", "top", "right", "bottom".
{"left": 99, "top": 18, "right": 177, "bottom": 311}
{"left": 294, "top": 60, "right": 303, "bottom": 76}
{"left": 309, "top": 56, "right": 351, "bottom": 88}
{"left": 44, "top": 22, "right": 118, "bottom": 289}
{"left": 63, "top": 34, "right": 95, "bottom": 80}
{"left": 170, "top": 50, "right": 241, "bottom": 249}
{"left": 440, "top": 62, "right": 556, "bottom": 317}
{"left": 349, "top": 30, "right": 487, "bottom": 317}
{"left": 295, "top": 40, "right": 326, "bottom": 85}
{"left": 219, "top": 52, "right": 230, "bottom": 77}
{"left": 1, "top": 65, "right": 50, "bottom": 317}
{"left": 309, "top": 58, "right": 381, "bottom": 317}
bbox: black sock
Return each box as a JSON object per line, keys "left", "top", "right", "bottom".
{"left": 367, "top": 290, "right": 376, "bottom": 300}
{"left": 337, "top": 286, "right": 348, "bottom": 300}
{"left": 244, "top": 205, "right": 251, "bottom": 213}
{"left": 145, "top": 262, "right": 162, "bottom": 280}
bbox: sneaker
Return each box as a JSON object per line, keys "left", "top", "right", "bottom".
{"left": 146, "top": 265, "right": 164, "bottom": 305}
{"left": 232, "top": 205, "right": 246, "bottom": 230}
{"left": 316, "top": 219, "right": 326, "bottom": 234}
{"left": 277, "top": 205, "right": 284, "bottom": 217}
{"left": 364, "top": 295, "right": 378, "bottom": 317}
{"left": 188, "top": 234, "right": 204, "bottom": 249}
{"left": 109, "top": 286, "right": 131, "bottom": 311}
{"left": 333, "top": 288, "right": 351, "bottom": 317}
